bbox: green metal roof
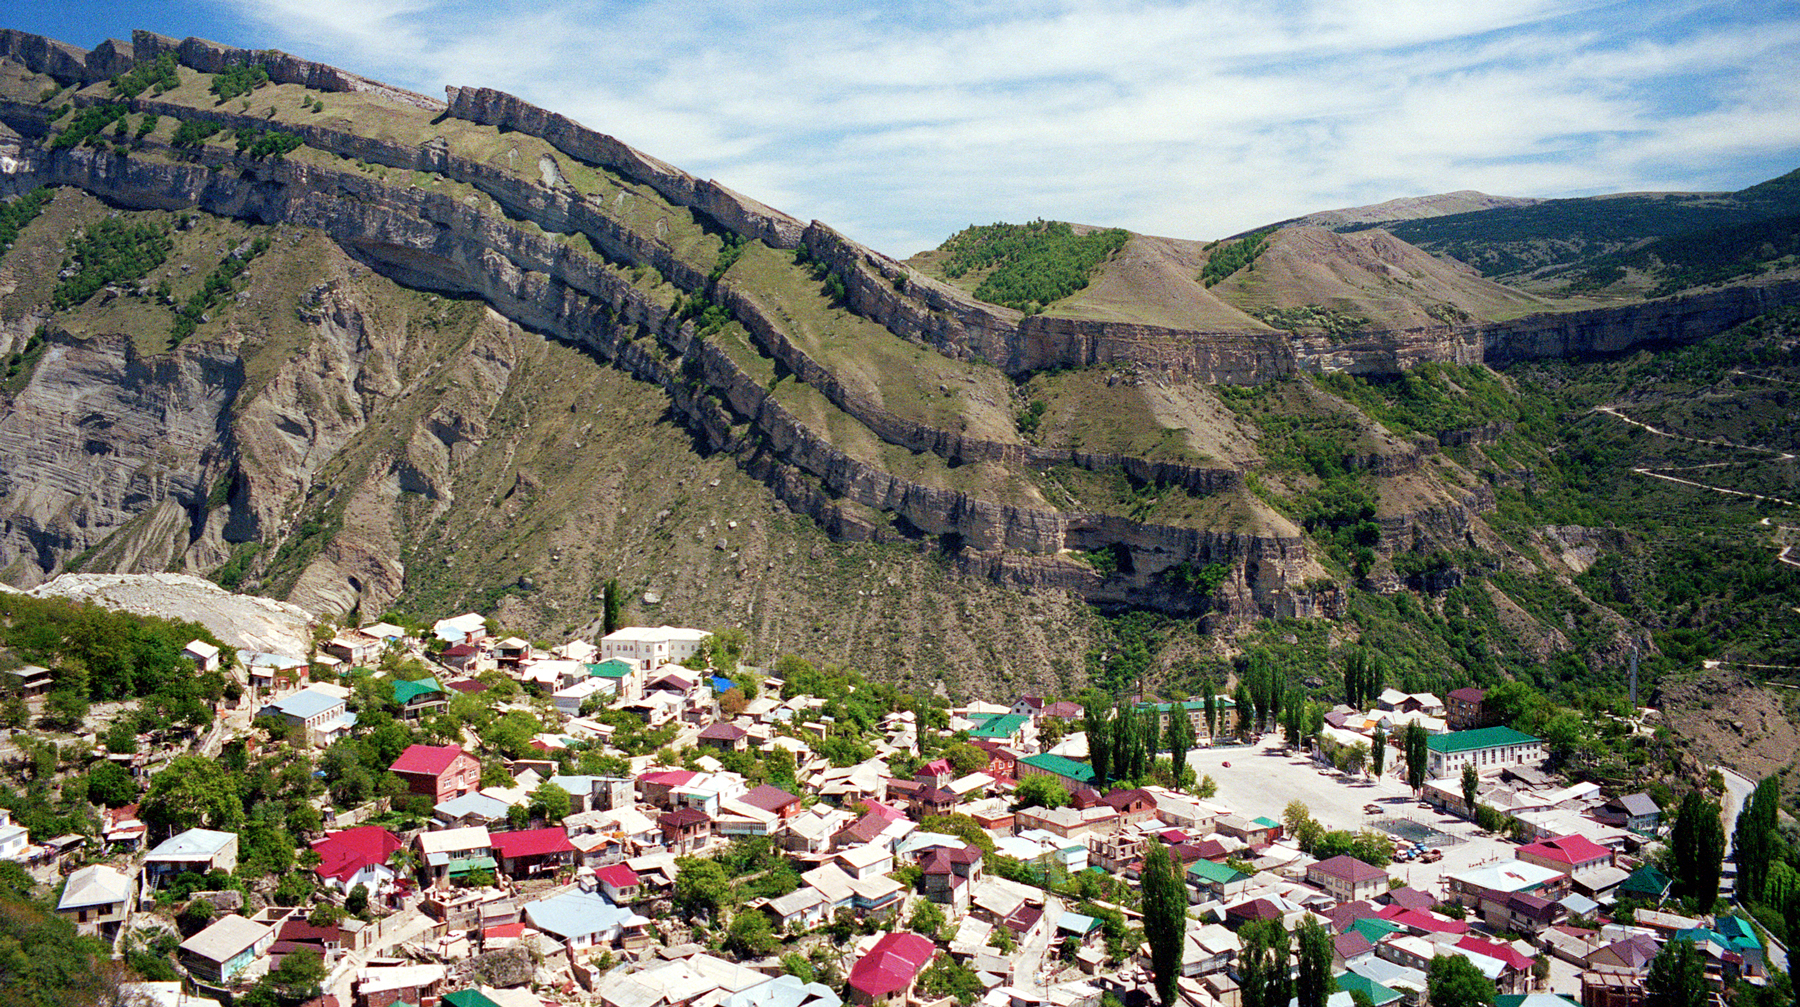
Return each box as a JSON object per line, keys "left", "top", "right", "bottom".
{"left": 1425, "top": 726, "right": 1540, "bottom": 754}
{"left": 393, "top": 677, "right": 444, "bottom": 704}
{"left": 1618, "top": 863, "right": 1671, "bottom": 897}
{"left": 971, "top": 713, "right": 1029, "bottom": 738}
{"left": 1252, "top": 816, "right": 1281, "bottom": 830}
{"left": 446, "top": 856, "right": 497, "bottom": 875}
{"left": 1019, "top": 753, "right": 1096, "bottom": 785}
{"left": 1137, "top": 698, "right": 1235, "bottom": 712}
{"left": 443, "top": 991, "right": 504, "bottom": 1007}
{"left": 1348, "top": 917, "right": 1403, "bottom": 944}
{"left": 1334, "top": 973, "right": 1401, "bottom": 1006}
{"left": 588, "top": 660, "right": 633, "bottom": 678}
{"left": 1186, "top": 859, "right": 1251, "bottom": 884}
{"left": 1715, "top": 915, "right": 1762, "bottom": 950}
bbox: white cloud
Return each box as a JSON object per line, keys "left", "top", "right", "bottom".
{"left": 202, "top": 0, "right": 1800, "bottom": 255}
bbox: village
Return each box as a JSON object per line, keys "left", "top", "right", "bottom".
{"left": 0, "top": 615, "right": 1767, "bottom": 1007}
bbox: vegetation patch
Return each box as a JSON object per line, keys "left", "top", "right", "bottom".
{"left": 169, "top": 235, "right": 273, "bottom": 344}
{"left": 1248, "top": 304, "right": 1369, "bottom": 340}
{"left": 110, "top": 52, "right": 181, "bottom": 98}
{"left": 936, "top": 220, "right": 1130, "bottom": 313}
{"left": 171, "top": 119, "right": 224, "bottom": 149}
{"left": 51, "top": 217, "right": 174, "bottom": 310}
{"left": 0, "top": 187, "right": 53, "bottom": 259}
{"left": 209, "top": 61, "right": 270, "bottom": 102}
{"left": 1199, "top": 227, "right": 1276, "bottom": 287}
{"left": 49, "top": 103, "right": 127, "bottom": 149}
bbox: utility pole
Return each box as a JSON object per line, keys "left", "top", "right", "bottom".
{"left": 1630, "top": 646, "right": 1639, "bottom": 708}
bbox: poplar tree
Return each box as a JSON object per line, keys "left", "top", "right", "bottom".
{"left": 1084, "top": 693, "right": 1112, "bottom": 788}
{"left": 1671, "top": 791, "right": 1724, "bottom": 910}
{"left": 1294, "top": 917, "right": 1332, "bottom": 1007}
{"left": 1234, "top": 683, "right": 1255, "bottom": 739}
{"left": 1370, "top": 727, "right": 1387, "bottom": 778}
{"left": 1142, "top": 839, "right": 1187, "bottom": 1006}
{"left": 1202, "top": 686, "right": 1218, "bottom": 740}
{"left": 1645, "top": 939, "right": 1707, "bottom": 1007}
{"left": 1734, "top": 776, "right": 1782, "bottom": 907}
{"left": 1166, "top": 705, "right": 1194, "bottom": 789}
{"left": 1404, "top": 721, "right": 1430, "bottom": 791}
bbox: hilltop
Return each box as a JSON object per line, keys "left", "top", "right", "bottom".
{"left": 0, "top": 26, "right": 1795, "bottom": 701}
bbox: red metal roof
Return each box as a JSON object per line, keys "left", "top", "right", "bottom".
{"left": 740, "top": 784, "right": 802, "bottom": 812}
{"left": 639, "top": 770, "right": 698, "bottom": 787}
{"left": 311, "top": 826, "right": 402, "bottom": 884}
{"left": 441, "top": 644, "right": 478, "bottom": 658}
{"left": 1457, "top": 935, "right": 1536, "bottom": 971}
{"left": 594, "top": 863, "right": 640, "bottom": 889}
{"left": 698, "top": 723, "right": 749, "bottom": 740}
{"left": 1309, "top": 855, "right": 1389, "bottom": 884}
{"left": 1379, "top": 906, "right": 1471, "bottom": 934}
{"left": 490, "top": 828, "right": 575, "bottom": 859}
{"left": 1518, "top": 833, "right": 1612, "bottom": 866}
{"left": 390, "top": 743, "right": 466, "bottom": 776}
{"left": 849, "top": 932, "right": 937, "bottom": 997}
{"left": 660, "top": 808, "right": 711, "bottom": 828}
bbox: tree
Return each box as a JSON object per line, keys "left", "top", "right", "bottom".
{"left": 720, "top": 687, "right": 748, "bottom": 718}
{"left": 1195, "top": 774, "right": 1217, "bottom": 799}
{"left": 920, "top": 956, "right": 983, "bottom": 1006}
{"left": 1164, "top": 708, "right": 1195, "bottom": 790}
{"left": 1237, "top": 917, "right": 1287, "bottom": 1007}
{"left": 602, "top": 578, "right": 623, "bottom": 635}
{"left": 1141, "top": 840, "right": 1187, "bottom": 1007}
{"left": 726, "top": 909, "right": 779, "bottom": 957}
{"left": 1202, "top": 685, "right": 1218, "bottom": 740}
{"left": 1644, "top": 939, "right": 1707, "bottom": 1007}
{"left": 0, "top": 694, "right": 26, "bottom": 729}
{"left": 1427, "top": 954, "right": 1496, "bottom": 1007}
{"left": 944, "top": 742, "right": 989, "bottom": 777}
{"left": 344, "top": 883, "right": 369, "bottom": 917}
{"left": 1370, "top": 728, "right": 1387, "bottom": 778}
{"left": 672, "top": 856, "right": 732, "bottom": 921}
{"left": 1293, "top": 916, "right": 1332, "bottom": 1007}
{"left": 1234, "top": 683, "right": 1255, "bottom": 739}
{"left": 1014, "top": 775, "right": 1070, "bottom": 811}
{"left": 909, "top": 898, "right": 946, "bottom": 937}
{"left": 1461, "top": 763, "right": 1480, "bottom": 815}
{"left": 1735, "top": 775, "right": 1782, "bottom": 908}
{"left": 141, "top": 755, "right": 244, "bottom": 836}
{"left": 267, "top": 946, "right": 326, "bottom": 1000}
{"left": 1670, "top": 791, "right": 1724, "bottom": 910}
{"left": 86, "top": 760, "right": 139, "bottom": 807}
{"left": 1404, "top": 721, "right": 1429, "bottom": 791}
{"left": 44, "top": 688, "right": 88, "bottom": 730}
{"left": 1084, "top": 694, "right": 1112, "bottom": 789}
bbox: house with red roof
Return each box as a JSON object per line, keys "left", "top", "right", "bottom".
{"left": 311, "top": 826, "right": 403, "bottom": 895}
{"left": 659, "top": 808, "right": 712, "bottom": 855}
{"left": 388, "top": 744, "right": 479, "bottom": 804}
{"left": 593, "top": 863, "right": 642, "bottom": 904}
{"left": 697, "top": 722, "right": 749, "bottom": 752}
{"left": 490, "top": 828, "right": 574, "bottom": 879}
{"left": 1517, "top": 834, "right": 1614, "bottom": 883}
{"left": 636, "top": 769, "right": 698, "bottom": 809}
{"left": 1377, "top": 905, "right": 1471, "bottom": 937}
{"left": 1307, "top": 855, "right": 1390, "bottom": 903}
{"left": 971, "top": 741, "right": 1020, "bottom": 781}
{"left": 848, "top": 931, "right": 937, "bottom": 1006}
{"left": 738, "top": 784, "right": 804, "bottom": 820}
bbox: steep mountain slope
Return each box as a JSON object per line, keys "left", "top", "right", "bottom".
{"left": 0, "top": 27, "right": 1796, "bottom": 696}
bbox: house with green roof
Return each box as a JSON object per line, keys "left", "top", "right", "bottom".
{"left": 1425, "top": 726, "right": 1544, "bottom": 778}
{"left": 1714, "top": 915, "right": 1765, "bottom": 975}
{"left": 1333, "top": 973, "right": 1401, "bottom": 1007}
{"left": 586, "top": 659, "right": 640, "bottom": 702}
{"left": 1617, "top": 863, "right": 1671, "bottom": 902}
{"left": 969, "top": 713, "right": 1035, "bottom": 748}
{"left": 1018, "top": 753, "right": 1096, "bottom": 791}
{"left": 1186, "top": 858, "right": 1252, "bottom": 901}
{"left": 443, "top": 989, "right": 504, "bottom": 1007}
{"left": 394, "top": 676, "right": 448, "bottom": 720}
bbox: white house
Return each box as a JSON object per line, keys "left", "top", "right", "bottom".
{"left": 0, "top": 809, "right": 28, "bottom": 861}
{"left": 599, "top": 626, "right": 712, "bottom": 672}
{"left": 1425, "top": 727, "right": 1546, "bottom": 778}
{"left": 183, "top": 640, "right": 221, "bottom": 672}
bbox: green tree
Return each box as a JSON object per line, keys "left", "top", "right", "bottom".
{"left": 1644, "top": 939, "right": 1707, "bottom": 1007}
{"left": 909, "top": 898, "right": 946, "bottom": 937}
{"left": 1013, "top": 775, "right": 1071, "bottom": 810}
{"left": 602, "top": 579, "right": 623, "bottom": 635}
{"left": 1461, "top": 763, "right": 1479, "bottom": 814}
{"left": 267, "top": 946, "right": 326, "bottom": 1001}
{"left": 1234, "top": 683, "right": 1255, "bottom": 739}
{"left": 344, "top": 883, "right": 369, "bottom": 917}
{"left": 1735, "top": 776, "right": 1782, "bottom": 908}
{"left": 85, "top": 760, "right": 138, "bottom": 807}
{"left": 1670, "top": 791, "right": 1724, "bottom": 909}
{"left": 1426, "top": 954, "right": 1496, "bottom": 1007}
{"left": 141, "top": 755, "right": 244, "bottom": 836}
{"left": 672, "top": 856, "right": 733, "bottom": 921}
{"left": 43, "top": 688, "right": 88, "bottom": 730}
{"left": 1404, "top": 721, "right": 1429, "bottom": 791}
{"left": 1370, "top": 728, "right": 1387, "bottom": 778}
{"left": 920, "top": 956, "right": 983, "bottom": 1006}
{"left": 1238, "top": 917, "right": 1287, "bottom": 1007}
{"left": 1141, "top": 839, "right": 1187, "bottom": 1007}
{"left": 530, "top": 779, "right": 571, "bottom": 825}
{"left": 943, "top": 742, "right": 989, "bottom": 778}
{"left": 1165, "top": 707, "right": 1195, "bottom": 790}
{"left": 726, "top": 909, "right": 780, "bottom": 957}
{"left": 1294, "top": 916, "right": 1332, "bottom": 1007}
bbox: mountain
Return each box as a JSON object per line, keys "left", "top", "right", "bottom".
{"left": 0, "top": 27, "right": 1797, "bottom": 700}
{"left": 1287, "top": 189, "right": 1544, "bottom": 229}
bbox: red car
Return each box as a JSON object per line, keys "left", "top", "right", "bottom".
{"left": 1221, "top": 761, "right": 1231, "bottom": 768}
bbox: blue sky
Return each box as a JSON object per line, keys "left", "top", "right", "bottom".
{"left": 11, "top": 1, "right": 1800, "bottom": 256}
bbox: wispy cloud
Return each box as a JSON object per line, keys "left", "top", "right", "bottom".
{"left": 80, "top": 1, "right": 1800, "bottom": 252}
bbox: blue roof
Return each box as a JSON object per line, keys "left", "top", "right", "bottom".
{"left": 550, "top": 776, "right": 597, "bottom": 797}
{"left": 1057, "top": 912, "right": 1099, "bottom": 934}
{"left": 722, "top": 974, "right": 842, "bottom": 1007}
{"left": 435, "top": 793, "right": 511, "bottom": 820}
{"left": 711, "top": 676, "right": 737, "bottom": 693}
{"left": 523, "top": 890, "right": 643, "bottom": 939}
{"left": 1713, "top": 916, "right": 1762, "bottom": 950}
{"left": 267, "top": 689, "right": 343, "bottom": 720}
{"left": 146, "top": 828, "right": 237, "bottom": 859}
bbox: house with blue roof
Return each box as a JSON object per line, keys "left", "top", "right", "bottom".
{"left": 433, "top": 792, "right": 513, "bottom": 829}
{"left": 257, "top": 686, "right": 355, "bottom": 746}
{"left": 522, "top": 889, "right": 651, "bottom": 950}
{"left": 722, "top": 973, "right": 842, "bottom": 1007}
{"left": 1710, "top": 915, "right": 1765, "bottom": 976}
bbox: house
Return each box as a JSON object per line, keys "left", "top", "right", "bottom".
{"left": 1616, "top": 864, "right": 1672, "bottom": 903}
{"left": 418, "top": 827, "right": 495, "bottom": 884}
{"left": 1596, "top": 794, "right": 1663, "bottom": 835}
{"left": 1472, "top": 890, "right": 1565, "bottom": 936}
{"left": 183, "top": 640, "right": 221, "bottom": 673}
{"left": 1017, "top": 753, "right": 1097, "bottom": 791}
{"left": 599, "top": 626, "right": 712, "bottom": 671}
{"left": 1445, "top": 688, "right": 1496, "bottom": 730}
{"left": 432, "top": 612, "right": 489, "bottom": 645}
{"left": 356, "top": 963, "right": 447, "bottom": 1007}
{"left": 1581, "top": 970, "right": 1647, "bottom": 1007}
{"left": 1187, "top": 859, "right": 1253, "bottom": 902}
{"left": 921, "top": 845, "right": 983, "bottom": 912}
{"left": 523, "top": 889, "right": 650, "bottom": 950}
{"left": 1308, "top": 855, "right": 1391, "bottom": 903}
{"left": 740, "top": 784, "right": 804, "bottom": 821}
{"left": 1426, "top": 727, "right": 1545, "bottom": 778}
{"left": 760, "top": 887, "right": 832, "bottom": 931}
{"left": 144, "top": 829, "right": 238, "bottom": 887}
{"left": 586, "top": 658, "right": 640, "bottom": 702}
{"left": 324, "top": 630, "right": 383, "bottom": 667}
{"left": 179, "top": 915, "right": 274, "bottom": 984}
{"left": 491, "top": 828, "right": 575, "bottom": 878}
{"left": 969, "top": 713, "right": 1036, "bottom": 750}
{"left": 1517, "top": 834, "right": 1615, "bottom": 884}
{"left": 312, "top": 826, "right": 403, "bottom": 895}
{"left": 699, "top": 722, "right": 751, "bottom": 752}
{"left": 1, "top": 664, "right": 52, "bottom": 698}
{"left": 660, "top": 808, "right": 713, "bottom": 855}
{"left": 910, "top": 785, "right": 961, "bottom": 821}
{"left": 848, "top": 931, "right": 938, "bottom": 1006}
{"left": 57, "top": 864, "right": 133, "bottom": 939}
{"left": 0, "top": 809, "right": 27, "bottom": 861}
{"left": 1215, "top": 815, "right": 1282, "bottom": 846}
{"left": 257, "top": 687, "right": 355, "bottom": 746}
{"left": 592, "top": 863, "right": 643, "bottom": 905}
{"left": 434, "top": 792, "right": 513, "bottom": 830}
{"left": 1376, "top": 690, "right": 1444, "bottom": 717}
{"left": 835, "top": 844, "right": 896, "bottom": 880}
{"left": 393, "top": 677, "right": 448, "bottom": 720}
{"left": 389, "top": 744, "right": 481, "bottom": 804}
{"left": 1446, "top": 861, "right": 1570, "bottom": 907}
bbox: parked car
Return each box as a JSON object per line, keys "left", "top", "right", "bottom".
{"left": 1421, "top": 849, "right": 1443, "bottom": 863}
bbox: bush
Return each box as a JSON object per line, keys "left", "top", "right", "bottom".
{"left": 51, "top": 217, "right": 173, "bottom": 310}
{"left": 936, "top": 219, "right": 1130, "bottom": 312}
{"left": 210, "top": 62, "right": 269, "bottom": 102}
{"left": 111, "top": 53, "right": 180, "bottom": 97}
